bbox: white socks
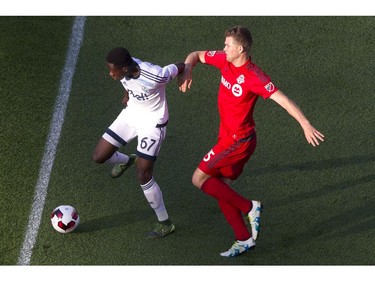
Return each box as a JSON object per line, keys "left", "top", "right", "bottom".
{"left": 105, "top": 151, "right": 129, "bottom": 165}
{"left": 141, "top": 178, "right": 169, "bottom": 222}
{"left": 105, "top": 154, "right": 169, "bottom": 222}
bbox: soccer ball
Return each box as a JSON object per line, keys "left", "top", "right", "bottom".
{"left": 50, "top": 205, "right": 80, "bottom": 233}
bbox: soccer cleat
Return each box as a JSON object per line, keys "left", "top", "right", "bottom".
{"left": 147, "top": 222, "right": 175, "bottom": 238}
{"left": 220, "top": 237, "right": 256, "bottom": 257}
{"left": 110, "top": 154, "right": 137, "bottom": 178}
{"left": 247, "top": 200, "right": 263, "bottom": 240}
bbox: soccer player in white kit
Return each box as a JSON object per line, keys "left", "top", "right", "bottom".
{"left": 93, "top": 47, "right": 185, "bottom": 238}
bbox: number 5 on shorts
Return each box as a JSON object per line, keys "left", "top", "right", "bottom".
{"left": 203, "top": 149, "right": 215, "bottom": 162}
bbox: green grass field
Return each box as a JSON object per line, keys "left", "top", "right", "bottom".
{"left": 0, "top": 16, "right": 374, "bottom": 268}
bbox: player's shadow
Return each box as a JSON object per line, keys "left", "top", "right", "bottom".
{"left": 313, "top": 200, "right": 375, "bottom": 241}
{"left": 251, "top": 153, "right": 375, "bottom": 175}
{"left": 257, "top": 153, "right": 375, "bottom": 262}
{"left": 269, "top": 173, "right": 375, "bottom": 208}
{"left": 262, "top": 201, "right": 375, "bottom": 265}
{"left": 254, "top": 152, "right": 374, "bottom": 207}
{"left": 262, "top": 200, "right": 375, "bottom": 261}
{"left": 75, "top": 209, "right": 148, "bottom": 233}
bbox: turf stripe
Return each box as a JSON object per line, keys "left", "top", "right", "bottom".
{"left": 17, "top": 16, "right": 86, "bottom": 266}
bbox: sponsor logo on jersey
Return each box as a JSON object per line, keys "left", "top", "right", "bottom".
{"left": 128, "top": 89, "right": 149, "bottom": 101}
{"left": 221, "top": 76, "right": 243, "bottom": 97}
{"left": 221, "top": 76, "right": 231, "bottom": 89}
{"left": 265, "top": 82, "right": 275, "bottom": 93}
{"left": 207, "top": 51, "right": 216, "bottom": 57}
{"left": 232, "top": 84, "right": 243, "bottom": 97}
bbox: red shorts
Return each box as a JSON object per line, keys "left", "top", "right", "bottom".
{"left": 198, "top": 132, "right": 257, "bottom": 180}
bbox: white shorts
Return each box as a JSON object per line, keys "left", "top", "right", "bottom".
{"left": 102, "top": 108, "right": 167, "bottom": 161}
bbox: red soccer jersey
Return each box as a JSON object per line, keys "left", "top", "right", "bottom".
{"left": 204, "top": 50, "right": 278, "bottom": 140}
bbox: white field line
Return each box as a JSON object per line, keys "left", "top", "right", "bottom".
{"left": 17, "top": 16, "right": 86, "bottom": 265}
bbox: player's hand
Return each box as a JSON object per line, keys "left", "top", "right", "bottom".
{"left": 303, "top": 125, "right": 325, "bottom": 147}
{"left": 122, "top": 90, "right": 129, "bottom": 106}
{"left": 178, "top": 67, "right": 193, "bottom": 93}
{"left": 178, "top": 78, "right": 192, "bottom": 93}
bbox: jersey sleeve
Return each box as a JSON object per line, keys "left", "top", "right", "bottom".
{"left": 252, "top": 79, "right": 278, "bottom": 99}
{"left": 204, "top": 50, "right": 226, "bottom": 69}
{"left": 161, "top": 64, "right": 179, "bottom": 81}
{"left": 247, "top": 64, "right": 278, "bottom": 99}
{"left": 138, "top": 59, "right": 179, "bottom": 86}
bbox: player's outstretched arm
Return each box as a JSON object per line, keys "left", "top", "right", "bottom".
{"left": 178, "top": 51, "right": 206, "bottom": 93}
{"left": 174, "top": 62, "right": 186, "bottom": 75}
{"left": 269, "top": 90, "right": 325, "bottom": 147}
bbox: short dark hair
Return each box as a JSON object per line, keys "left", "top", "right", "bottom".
{"left": 225, "top": 26, "right": 253, "bottom": 52}
{"left": 106, "top": 47, "right": 134, "bottom": 67}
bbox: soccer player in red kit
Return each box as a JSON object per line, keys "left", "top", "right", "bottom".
{"left": 178, "top": 26, "right": 325, "bottom": 257}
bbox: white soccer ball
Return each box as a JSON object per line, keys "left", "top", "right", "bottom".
{"left": 50, "top": 205, "right": 80, "bottom": 233}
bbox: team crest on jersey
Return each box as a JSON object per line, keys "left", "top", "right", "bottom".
{"left": 236, "top": 75, "right": 245, "bottom": 84}
{"left": 207, "top": 51, "right": 216, "bottom": 57}
{"left": 265, "top": 82, "right": 275, "bottom": 93}
{"left": 142, "top": 86, "right": 150, "bottom": 93}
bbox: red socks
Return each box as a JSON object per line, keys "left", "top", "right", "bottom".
{"left": 201, "top": 177, "right": 252, "bottom": 214}
{"left": 201, "top": 177, "right": 253, "bottom": 241}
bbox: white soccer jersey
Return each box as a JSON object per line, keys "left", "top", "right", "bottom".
{"left": 120, "top": 58, "right": 179, "bottom": 126}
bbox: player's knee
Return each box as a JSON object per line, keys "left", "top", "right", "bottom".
{"left": 137, "top": 168, "right": 153, "bottom": 185}
{"left": 192, "top": 168, "right": 212, "bottom": 189}
{"left": 191, "top": 174, "right": 202, "bottom": 189}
